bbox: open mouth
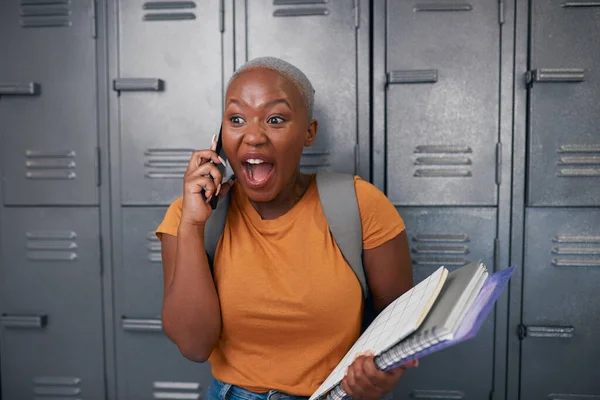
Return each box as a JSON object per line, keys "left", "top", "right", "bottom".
{"left": 242, "top": 158, "right": 275, "bottom": 188}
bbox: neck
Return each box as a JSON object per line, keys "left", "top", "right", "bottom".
{"left": 250, "top": 171, "right": 311, "bottom": 220}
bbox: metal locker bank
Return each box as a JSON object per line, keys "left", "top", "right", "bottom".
{"left": 0, "top": 1, "right": 599, "bottom": 399}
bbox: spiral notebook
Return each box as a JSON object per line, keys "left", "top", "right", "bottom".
{"left": 309, "top": 261, "right": 516, "bottom": 400}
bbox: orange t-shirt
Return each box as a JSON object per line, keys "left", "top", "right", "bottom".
{"left": 155, "top": 175, "right": 405, "bottom": 396}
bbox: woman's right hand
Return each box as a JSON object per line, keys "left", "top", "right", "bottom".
{"left": 179, "top": 135, "right": 232, "bottom": 228}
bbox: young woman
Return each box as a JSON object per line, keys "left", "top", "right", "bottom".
{"left": 156, "top": 57, "right": 417, "bottom": 400}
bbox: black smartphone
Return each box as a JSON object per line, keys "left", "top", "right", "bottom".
{"left": 202, "top": 124, "right": 225, "bottom": 210}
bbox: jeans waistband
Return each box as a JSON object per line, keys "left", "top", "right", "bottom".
{"left": 207, "top": 377, "right": 310, "bottom": 400}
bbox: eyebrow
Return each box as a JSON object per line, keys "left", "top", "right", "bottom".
{"left": 226, "top": 98, "right": 292, "bottom": 111}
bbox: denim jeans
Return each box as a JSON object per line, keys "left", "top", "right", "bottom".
{"left": 207, "top": 377, "right": 310, "bottom": 400}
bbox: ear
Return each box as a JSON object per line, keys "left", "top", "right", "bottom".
{"left": 304, "top": 119, "right": 318, "bottom": 147}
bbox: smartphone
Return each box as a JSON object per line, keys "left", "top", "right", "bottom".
{"left": 202, "top": 124, "right": 226, "bottom": 210}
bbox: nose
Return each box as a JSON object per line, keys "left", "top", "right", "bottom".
{"left": 242, "top": 121, "right": 268, "bottom": 147}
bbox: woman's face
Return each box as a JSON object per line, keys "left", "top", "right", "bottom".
{"left": 222, "top": 68, "right": 317, "bottom": 203}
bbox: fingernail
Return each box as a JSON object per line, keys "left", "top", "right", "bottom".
{"left": 212, "top": 134, "right": 216, "bottom": 144}
{"left": 205, "top": 194, "right": 212, "bottom": 203}
{"left": 216, "top": 183, "right": 222, "bottom": 196}
{"left": 218, "top": 156, "right": 227, "bottom": 166}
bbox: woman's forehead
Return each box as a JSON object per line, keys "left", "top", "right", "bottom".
{"left": 226, "top": 68, "right": 306, "bottom": 109}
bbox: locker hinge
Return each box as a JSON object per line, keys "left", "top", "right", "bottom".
{"left": 494, "top": 238, "right": 500, "bottom": 272}
{"left": 90, "top": 0, "right": 97, "bottom": 38}
{"left": 354, "top": 144, "right": 360, "bottom": 174}
{"left": 95, "top": 146, "right": 101, "bottom": 187}
{"left": 219, "top": 0, "right": 225, "bottom": 32}
{"left": 353, "top": 0, "right": 360, "bottom": 29}
{"left": 498, "top": 0, "right": 505, "bottom": 25}
{"left": 517, "top": 323, "right": 527, "bottom": 340}
{"left": 495, "top": 142, "right": 502, "bottom": 185}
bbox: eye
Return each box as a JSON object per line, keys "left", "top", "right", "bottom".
{"left": 267, "top": 116, "right": 285, "bottom": 124}
{"left": 230, "top": 116, "right": 246, "bottom": 125}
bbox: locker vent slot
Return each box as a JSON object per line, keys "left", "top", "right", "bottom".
{"left": 411, "top": 389, "right": 465, "bottom": 399}
{"left": 562, "top": 2, "right": 600, "bottom": 7}
{"left": 410, "top": 233, "right": 470, "bottom": 266}
{"left": 414, "top": 2, "right": 473, "bottom": 12}
{"left": 144, "top": 148, "right": 194, "bottom": 179}
{"left": 549, "top": 394, "right": 600, "bottom": 400}
{"left": 26, "top": 230, "right": 78, "bottom": 261}
{"left": 273, "top": 0, "right": 329, "bottom": 17}
{"left": 413, "top": 145, "right": 473, "bottom": 178}
{"left": 552, "top": 235, "right": 600, "bottom": 267}
{"left": 300, "top": 149, "right": 331, "bottom": 172}
{"left": 526, "top": 325, "right": 575, "bottom": 339}
{"left": 388, "top": 69, "right": 438, "bottom": 84}
{"left": 557, "top": 144, "right": 600, "bottom": 178}
{"left": 25, "top": 150, "right": 77, "bottom": 181}
{"left": 143, "top": 1, "right": 196, "bottom": 21}
{"left": 147, "top": 232, "right": 162, "bottom": 262}
{"left": 20, "top": 0, "right": 71, "bottom": 28}
{"left": 153, "top": 381, "right": 201, "bottom": 400}
{"left": 33, "top": 375, "right": 82, "bottom": 396}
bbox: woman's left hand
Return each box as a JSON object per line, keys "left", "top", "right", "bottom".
{"left": 341, "top": 353, "right": 418, "bottom": 400}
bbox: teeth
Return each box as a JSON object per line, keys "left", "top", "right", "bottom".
{"left": 246, "top": 159, "right": 265, "bottom": 165}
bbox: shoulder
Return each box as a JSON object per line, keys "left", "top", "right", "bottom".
{"left": 155, "top": 196, "right": 184, "bottom": 240}
{"left": 352, "top": 176, "right": 406, "bottom": 250}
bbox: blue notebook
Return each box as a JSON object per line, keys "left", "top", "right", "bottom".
{"left": 312, "top": 264, "right": 516, "bottom": 400}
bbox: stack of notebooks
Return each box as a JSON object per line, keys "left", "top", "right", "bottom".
{"left": 309, "top": 260, "right": 516, "bottom": 400}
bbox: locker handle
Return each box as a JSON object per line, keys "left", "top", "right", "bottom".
{"left": 113, "top": 78, "right": 164, "bottom": 92}
{"left": 0, "top": 82, "right": 41, "bottom": 96}
{"left": 122, "top": 317, "right": 163, "bottom": 332}
{"left": 525, "top": 68, "right": 584, "bottom": 86}
{"left": 517, "top": 324, "right": 574, "bottom": 340}
{"left": 387, "top": 69, "right": 438, "bottom": 85}
{"left": 0, "top": 314, "right": 47, "bottom": 329}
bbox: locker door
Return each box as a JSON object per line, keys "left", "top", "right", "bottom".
{"left": 526, "top": 2, "right": 600, "bottom": 206}
{"left": 385, "top": 1, "right": 500, "bottom": 206}
{"left": 521, "top": 209, "right": 600, "bottom": 399}
{"left": 0, "top": 209, "right": 104, "bottom": 399}
{"left": 393, "top": 207, "right": 497, "bottom": 399}
{"left": 240, "top": 1, "right": 361, "bottom": 175}
{"left": 116, "top": 0, "right": 223, "bottom": 206}
{"left": 0, "top": 1, "right": 99, "bottom": 206}
{"left": 114, "top": 208, "right": 211, "bottom": 400}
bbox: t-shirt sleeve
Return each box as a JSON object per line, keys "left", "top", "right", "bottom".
{"left": 155, "top": 196, "right": 184, "bottom": 240}
{"left": 354, "top": 176, "right": 406, "bottom": 250}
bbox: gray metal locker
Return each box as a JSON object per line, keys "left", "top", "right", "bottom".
{"left": 526, "top": 1, "right": 600, "bottom": 207}
{"left": 393, "top": 207, "right": 497, "bottom": 399}
{"left": 115, "top": 0, "right": 224, "bottom": 206}
{"left": 235, "top": 0, "right": 369, "bottom": 177}
{"left": 520, "top": 208, "right": 600, "bottom": 399}
{"left": 114, "top": 208, "right": 212, "bottom": 400}
{"left": 380, "top": 1, "right": 501, "bottom": 206}
{"left": 0, "top": 0, "right": 100, "bottom": 206}
{"left": 0, "top": 208, "right": 105, "bottom": 400}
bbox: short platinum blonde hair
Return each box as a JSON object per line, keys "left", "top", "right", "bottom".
{"left": 228, "top": 56, "right": 315, "bottom": 119}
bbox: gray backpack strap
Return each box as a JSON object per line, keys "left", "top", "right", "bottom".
{"left": 315, "top": 171, "right": 368, "bottom": 298}
{"left": 203, "top": 191, "right": 231, "bottom": 269}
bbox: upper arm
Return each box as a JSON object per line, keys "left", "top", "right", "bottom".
{"left": 363, "top": 231, "right": 413, "bottom": 312}
{"left": 354, "top": 177, "right": 414, "bottom": 312}
{"left": 160, "top": 234, "right": 178, "bottom": 296}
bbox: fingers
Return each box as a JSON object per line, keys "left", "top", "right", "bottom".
{"left": 185, "top": 149, "right": 226, "bottom": 172}
{"left": 343, "top": 355, "right": 387, "bottom": 400}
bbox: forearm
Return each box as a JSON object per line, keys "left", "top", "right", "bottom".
{"left": 162, "top": 224, "right": 221, "bottom": 362}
